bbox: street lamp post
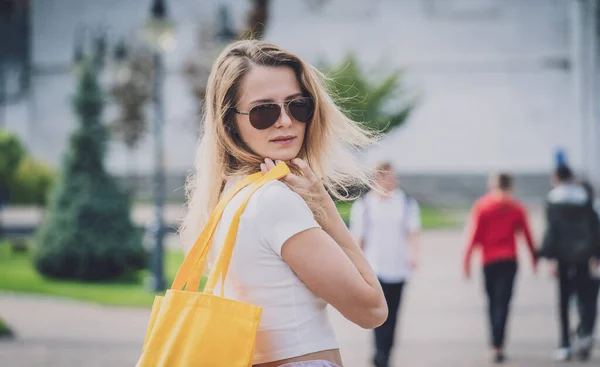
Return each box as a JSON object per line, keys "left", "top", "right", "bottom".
{"left": 0, "top": 64, "right": 5, "bottom": 128}
{"left": 145, "top": 0, "right": 175, "bottom": 292}
{"left": 112, "top": 38, "right": 132, "bottom": 85}
{"left": 214, "top": 4, "right": 238, "bottom": 44}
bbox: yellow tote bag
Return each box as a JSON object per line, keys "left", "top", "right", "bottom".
{"left": 136, "top": 162, "right": 291, "bottom": 367}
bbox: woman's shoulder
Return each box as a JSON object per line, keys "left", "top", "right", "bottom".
{"left": 255, "top": 180, "right": 295, "bottom": 200}
{"left": 245, "top": 179, "right": 319, "bottom": 254}
{"left": 247, "top": 180, "right": 311, "bottom": 216}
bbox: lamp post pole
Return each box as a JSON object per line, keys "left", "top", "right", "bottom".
{"left": 0, "top": 65, "right": 5, "bottom": 128}
{"left": 147, "top": 0, "right": 172, "bottom": 292}
{"left": 150, "top": 47, "right": 166, "bottom": 292}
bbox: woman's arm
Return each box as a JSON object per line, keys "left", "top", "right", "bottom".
{"left": 261, "top": 158, "right": 387, "bottom": 329}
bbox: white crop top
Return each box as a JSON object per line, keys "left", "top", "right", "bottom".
{"left": 209, "top": 180, "right": 339, "bottom": 364}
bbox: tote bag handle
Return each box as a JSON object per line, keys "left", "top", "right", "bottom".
{"left": 203, "top": 162, "right": 290, "bottom": 296}
{"left": 170, "top": 172, "right": 262, "bottom": 291}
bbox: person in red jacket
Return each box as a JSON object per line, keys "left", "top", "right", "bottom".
{"left": 463, "top": 173, "right": 538, "bottom": 363}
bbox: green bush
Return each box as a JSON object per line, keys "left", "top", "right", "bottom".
{"left": 0, "top": 316, "right": 13, "bottom": 338}
{"left": 34, "top": 61, "right": 147, "bottom": 281}
{"left": 0, "top": 129, "right": 26, "bottom": 203}
{"left": 9, "top": 157, "right": 56, "bottom": 205}
{"left": 0, "top": 129, "right": 56, "bottom": 206}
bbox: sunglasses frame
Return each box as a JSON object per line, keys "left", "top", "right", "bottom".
{"left": 233, "top": 96, "right": 314, "bottom": 130}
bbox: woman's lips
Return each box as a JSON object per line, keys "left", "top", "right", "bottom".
{"left": 270, "top": 136, "right": 296, "bottom": 146}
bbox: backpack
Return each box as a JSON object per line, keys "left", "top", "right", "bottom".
{"left": 361, "top": 191, "right": 416, "bottom": 247}
{"left": 542, "top": 201, "right": 599, "bottom": 264}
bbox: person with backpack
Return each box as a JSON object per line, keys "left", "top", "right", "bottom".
{"left": 349, "top": 161, "right": 421, "bottom": 367}
{"left": 539, "top": 165, "right": 600, "bottom": 361}
{"left": 578, "top": 180, "right": 600, "bottom": 360}
{"left": 463, "top": 172, "right": 538, "bottom": 364}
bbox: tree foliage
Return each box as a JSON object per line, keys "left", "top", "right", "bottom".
{"left": 34, "top": 62, "right": 146, "bottom": 281}
{"left": 324, "top": 54, "right": 414, "bottom": 135}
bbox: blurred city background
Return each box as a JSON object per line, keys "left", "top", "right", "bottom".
{"left": 0, "top": 0, "right": 599, "bottom": 366}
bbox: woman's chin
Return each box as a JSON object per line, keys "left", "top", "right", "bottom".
{"left": 263, "top": 155, "right": 294, "bottom": 163}
{"left": 263, "top": 149, "right": 300, "bottom": 162}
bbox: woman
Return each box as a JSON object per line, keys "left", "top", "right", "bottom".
{"left": 180, "top": 40, "right": 388, "bottom": 367}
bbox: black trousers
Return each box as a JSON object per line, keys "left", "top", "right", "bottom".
{"left": 558, "top": 262, "right": 596, "bottom": 347}
{"left": 579, "top": 278, "right": 599, "bottom": 337}
{"left": 590, "top": 279, "right": 600, "bottom": 336}
{"left": 374, "top": 280, "right": 405, "bottom": 356}
{"left": 483, "top": 260, "right": 517, "bottom": 349}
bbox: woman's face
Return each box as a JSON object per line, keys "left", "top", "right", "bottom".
{"left": 234, "top": 65, "right": 307, "bottom": 162}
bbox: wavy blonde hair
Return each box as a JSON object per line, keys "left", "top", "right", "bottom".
{"left": 179, "top": 40, "right": 378, "bottom": 249}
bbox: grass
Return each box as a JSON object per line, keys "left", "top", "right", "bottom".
{"left": 335, "top": 201, "right": 458, "bottom": 230}
{"left": 0, "top": 203, "right": 457, "bottom": 308}
{"left": 0, "top": 242, "right": 186, "bottom": 308}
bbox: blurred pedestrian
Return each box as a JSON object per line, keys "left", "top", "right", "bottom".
{"left": 349, "top": 161, "right": 421, "bottom": 367}
{"left": 463, "top": 172, "right": 538, "bottom": 363}
{"left": 574, "top": 180, "right": 600, "bottom": 360}
{"left": 539, "top": 165, "right": 600, "bottom": 361}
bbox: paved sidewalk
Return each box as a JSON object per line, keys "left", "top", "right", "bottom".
{"left": 1, "top": 204, "right": 187, "bottom": 230}
{"left": 1, "top": 226, "right": 598, "bottom": 366}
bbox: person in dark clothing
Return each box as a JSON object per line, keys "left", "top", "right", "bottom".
{"left": 578, "top": 180, "right": 600, "bottom": 359}
{"left": 539, "top": 165, "right": 600, "bottom": 361}
{"left": 464, "top": 173, "right": 538, "bottom": 364}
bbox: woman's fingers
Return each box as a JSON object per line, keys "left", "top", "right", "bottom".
{"left": 292, "top": 158, "right": 315, "bottom": 181}
{"left": 265, "top": 158, "right": 276, "bottom": 170}
{"left": 282, "top": 172, "right": 303, "bottom": 187}
{"left": 260, "top": 158, "right": 277, "bottom": 175}
{"left": 263, "top": 158, "right": 314, "bottom": 196}
{"left": 293, "top": 158, "right": 323, "bottom": 190}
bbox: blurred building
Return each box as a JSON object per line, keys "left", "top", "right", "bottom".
{"left": 2, "top": 0, "right": 599, "bottom": 205}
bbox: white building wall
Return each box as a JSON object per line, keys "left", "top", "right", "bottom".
{"left": 266, "top": 0, "right": 578, "bottom": 174}
{"left": 4, "top": 0, "right": 582, "bottom": 178}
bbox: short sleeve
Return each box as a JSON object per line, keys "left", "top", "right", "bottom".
{"left": 407, "top": 198, "right": 421, "bottom": 233}
{"left": 255, "top": 182, "right": 321, "bottom": 256}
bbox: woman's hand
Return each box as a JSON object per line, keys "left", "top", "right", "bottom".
{"left": 260, "top": 158, "right": 329, "bottom": 202}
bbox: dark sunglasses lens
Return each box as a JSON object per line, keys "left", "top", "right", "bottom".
{"left": 288, "top": 99, "right": 314, "bottom": 123}
{"left": 249, "top": 104, "right": 280, "bottom": 130}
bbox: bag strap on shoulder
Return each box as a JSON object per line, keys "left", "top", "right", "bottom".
{"left": 171, "top": 172, "right": 262, "bottom": 291}
{"left": 203, "top": 162, "right": 290, "bottom": 296}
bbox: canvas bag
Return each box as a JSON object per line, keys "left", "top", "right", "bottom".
{"left": 136, "top": 162, "right": 291, "bottom": 366}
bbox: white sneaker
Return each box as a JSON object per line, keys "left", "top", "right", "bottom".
{"left": 553, "top": 347, "right": 571, "bottom": 361}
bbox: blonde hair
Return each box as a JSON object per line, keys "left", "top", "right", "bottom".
{"left": 179, "top": 40, "right": 377, "bottom": 249}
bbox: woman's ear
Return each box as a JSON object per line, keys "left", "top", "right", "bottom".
{"left": 232, "top": 124, "right": 240, "bottom": 137}
{"left": 226, "top": 114, "right": 241, "bottom": 137}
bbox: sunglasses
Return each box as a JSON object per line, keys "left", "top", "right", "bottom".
{"left": 234, "top": 97, "right": 315, "bottom": 130}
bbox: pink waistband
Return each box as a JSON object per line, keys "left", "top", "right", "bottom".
{"left": 277, "top": 360, "right": 341, "bottom": 367}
